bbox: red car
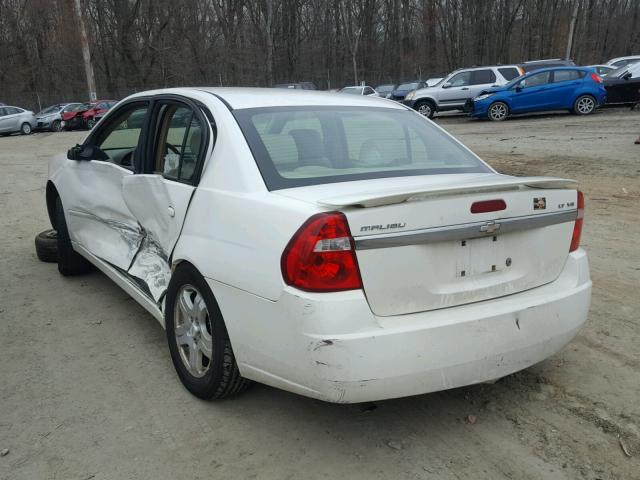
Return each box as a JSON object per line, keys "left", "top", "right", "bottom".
{"left": 61, "top": 100, "right": 117, "bottom": 130}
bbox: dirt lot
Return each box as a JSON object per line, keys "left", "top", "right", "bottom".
{"left": 1, "top": 108, "right": 639, "bottom": 480}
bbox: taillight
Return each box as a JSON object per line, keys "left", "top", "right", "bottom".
{"left": 470, "top": 199, "right": 506, "bottom": 213}
{"left": 281, "top": 212, "right": 362, "bottom": 292}
{"left": 569, "top": 191, "right": 584, "bottom": 252}
{"left": 590, "top": 72, "right": 603, "bottom": 83}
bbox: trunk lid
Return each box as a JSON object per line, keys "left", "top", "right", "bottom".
{"left": 277, "top": 174, "right": 579, "bottom": 316}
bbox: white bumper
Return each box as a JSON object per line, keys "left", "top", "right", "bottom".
{"left": 209, "top": 249, "right": 591, "bottom": 403}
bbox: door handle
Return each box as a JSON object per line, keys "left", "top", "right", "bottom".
{"left": 461, "top": 87, "right": 469, "bottom": 90}
{"left": 167, "top": 206, "right": 175, "bottom": 218}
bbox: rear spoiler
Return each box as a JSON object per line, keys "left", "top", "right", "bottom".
{"left": 318, "top": 176, "right": 577, "bottom": 208}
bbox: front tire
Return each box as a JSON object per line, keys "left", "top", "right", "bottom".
{"left": 51, "top": 120, "right": 62, "bottom": 132}
{"left": 55, "top": 196, "right": 93, "bottom": 276}
{"left": 86, "top": 118, "right": 96, "bottom": 129}
{"left": 165, "top": 263, "right": 251, "bottom": 400}
{"left": 415, "top": 100, "right": 436, "bottom": 119}
{"left": 488, "top": 101, "right": 509, "bottom": 121}
{"left": 20, "top": 122, "right": 32, "bottom": 135}
{"left": 573, "top": 95, "right": 596, "bottom": 115}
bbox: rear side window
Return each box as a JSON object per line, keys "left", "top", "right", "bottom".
{"left": 470, "top": 70, "right": 497, "bottom": 85}
{"left": 5, "top": 107, "right": 21, "bottom": 115}
{"left": 154, "top": 105, "right": 203, "bottom": 183}
{"left": 498, "top": 68, "right": 520, "bottom": 81}
{"left": 0, "top": 108, "right": 6, "bottom": 117}
{"left": 553, "top": 70, "right": 583, "bottom": 82}
{"left": 234, "top": 106, "right": 491, "bottom": 190}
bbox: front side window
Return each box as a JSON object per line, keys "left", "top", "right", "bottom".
{"left": 154, "top": 105, "right": 203, "bottom": 183}
{"left": 234, "top": 106, "right": 490, "bottom": 190}
{"left": 519, "top": 71, "right": 551, "bottom": 88}
{"left": 447, "top": 72, "right": 471, "bottom": 87}
{"left": 94, "top": 103, "right": 149, "bottom": 168}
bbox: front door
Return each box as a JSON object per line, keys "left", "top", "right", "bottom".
{"left": 61, "top": 101, "right": 150, "bottom": 271}
{"left": 511, "top": 71, "right": 553, "bottom": 112}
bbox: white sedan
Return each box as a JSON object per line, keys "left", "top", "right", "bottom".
{"left": 45, "top": 88, "right": 591, "bottom": 403}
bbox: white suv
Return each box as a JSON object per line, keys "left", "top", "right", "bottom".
{"left": 403, "top": 65, "right": 523, "bottom": 118}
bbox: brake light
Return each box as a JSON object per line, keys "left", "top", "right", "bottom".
{"left": 281, "top": 212, "right": 362, "bottom": 292}
{"left": 569, "top": 191, "right": 584, "bottom": 252}
{"left": 590, "top": 72, "right": 603, "bottom": 83}
{"left": 470, "top": 199, "right": 506, "bottom": 213}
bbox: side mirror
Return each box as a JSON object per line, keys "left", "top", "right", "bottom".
{"left": 442, "top": 82, "right": 452, "bottom": 89}
{"left": 515, "top": 85, "right": 523, "bottom": 92}
{"left": 67, "top": 143, "right": 108, "bottom": 161}
{"left": 623, "top": 72, "right": 632, "bottom": 80}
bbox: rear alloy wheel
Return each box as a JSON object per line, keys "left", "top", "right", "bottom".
{"left": 20, "top": 122, "right": 32, "bottom": 135}
{"left": 573, "top": 95, "right": 596, "bottom": 115}
{"left": 51, "top": 120, "right": 62, "bottom": 132}
{"left": 488, "top": 102, "right": 509, "bottom": 121}
{"left": 86, "top": 118, "right": 97, "bottom": 129}
{"left": 166, "top": 263, "right": 251, "bottom": 399}
{"left": 415, "top": 100, "right": 435, "bottom": 119}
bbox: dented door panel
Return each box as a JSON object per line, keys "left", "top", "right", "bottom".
{"left": 62, "top": 161, "right": 144, "bottom": 270}
{"left": 122, "top": 174, "right": 195, "bottom": 301}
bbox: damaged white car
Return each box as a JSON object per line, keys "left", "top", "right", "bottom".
{"left": 44, "top": 88, "right": 591, "bottom": 403}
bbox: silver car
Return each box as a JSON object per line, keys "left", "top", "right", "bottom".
{"left": 403, "top": 65, "right": 523, "bottom": 118}
{"left": 35, "top": 103, "right": 84, "bottom": 132}
{"left": 0, "top": 106, "right": 37, "bottom": 136}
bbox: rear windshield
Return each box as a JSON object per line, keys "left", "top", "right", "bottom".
{"left": 234, "top": 106, "right": 490, "bottom": 190}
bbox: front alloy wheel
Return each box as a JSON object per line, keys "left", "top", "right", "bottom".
{"left": 488, "top": 102, "right": 509, "bottom": 121}
{"left": 174, "top": 284, "right": 213, "bottom": 378}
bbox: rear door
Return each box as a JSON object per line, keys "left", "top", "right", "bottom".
{"left": 468, "top": 69, "right": 498, "bottom": 97}
{"left": 0, "top": 108, "right": 9, "bottom": 132}
{"left": 547, "top": 69, "right": 584, "bottom": 108}
{"left": 122, "top": 98, "right": 210, "bottom": 301}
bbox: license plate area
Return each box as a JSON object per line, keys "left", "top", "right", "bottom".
{"left": 455, "top": 235, "right": 502, "bottom": 277}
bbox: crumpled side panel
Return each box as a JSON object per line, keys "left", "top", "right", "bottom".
{"left": 128, "top": 231, "right": 172, "bottom": 302}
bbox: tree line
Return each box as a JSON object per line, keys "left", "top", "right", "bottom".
{"left": 1, "top": 0, "right": 639, "bottom": 110}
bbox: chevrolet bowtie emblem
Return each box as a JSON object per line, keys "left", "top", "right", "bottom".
{"left": 480, "top": 221, "right": 501, "bottom": 234}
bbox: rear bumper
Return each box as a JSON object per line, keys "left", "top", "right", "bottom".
{"left": 209, "top": 249, "right": 591, "bottom": 403}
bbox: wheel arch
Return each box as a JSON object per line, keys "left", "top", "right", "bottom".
{"left": 414, "top": 96, "right": 437, "bottom": 109}
{"left": 46, "top": 181, "right": 60, "bottom": 230}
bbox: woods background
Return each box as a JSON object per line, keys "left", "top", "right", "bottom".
{"left": 1, "top": 0, "right": 639, "bottom": 110}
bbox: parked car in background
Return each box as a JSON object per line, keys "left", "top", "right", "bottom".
{"left": 0, "top": 106, "right": 36, "bottom": 135}
{"left": 338, "top": 86, "right": 378, "bottom": 96}
{"left": 389, "top": 81, "right": 429, "bottom": 101}
{"left": 374, "top": 84, "right": 396, "bottom": 98}
{"left": 273, "top": 82, "right": 318, "bottom": 90}
{"left": 61, "top": 100, "right": 117, "bottom": 130}
{"left": 519, "top": 59, "right": 575, "bottom": 73}
{"left": 603, "top": 62, "right": 640, "bottom": 105}
{"left": 605, "top": 56, "right": 640, "bottom": 68}
{"left": 467, "top": 67, "right": 606, "bottom": 121}
{"left": 36, "top": 103, "right": 84, "bottom": 132}
{"left": 44, "top": 87, "right": 590, "bottom": 403}
{"left": 587, "top": 65, "right": 616, "bottom": 76}
{"left": 403, "top": 64, "right": 522, "bottom": 118}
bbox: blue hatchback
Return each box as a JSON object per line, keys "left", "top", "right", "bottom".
{"left": 468, "top": 67, "right": 607, "bottom": 121}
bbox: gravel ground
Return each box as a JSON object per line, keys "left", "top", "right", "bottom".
{"left": 1, "top": 107, "right": 639, "bottom": 480}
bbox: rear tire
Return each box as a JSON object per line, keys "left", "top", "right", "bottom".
{"left": 415, "top": 100, "right": 436, "bottom": 119}
{"left": 20, "top": 123, "right": 32, "bottom": 135}
{"left": 488, "top": 101, "right": 509, "bottom": 121}
{"left": 35, "top": 229, "right": 58, "bottom": 263}
{"left": 573, "top": 95, "right": 596, "bottom": 115}
{"left": 165, "top": 263, "right": 251, "bottom": 400}
{"left": 55, "top": 196, "right": 93, "bottom": 276}
{"left": 86, "top": 118, "right": 96, "bottom": 129}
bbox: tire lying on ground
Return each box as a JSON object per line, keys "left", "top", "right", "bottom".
{"left": 35, "top": 229, "right": 58, "bottom": 263}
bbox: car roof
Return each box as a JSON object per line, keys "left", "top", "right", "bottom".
{"left": 127, "top": 87, "right": 405, "bottom": 110}
{"left": 449, "top": 64, "right": 520, "bottom": 74}
{"left": 521, "top": 66, "right": 589, "bottom": 75}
